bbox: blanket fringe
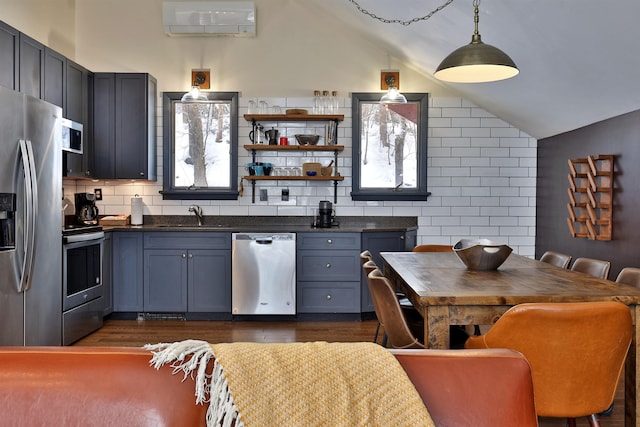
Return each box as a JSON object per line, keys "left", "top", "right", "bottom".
{"left": 144, "top": 340, "right": 243, "bottom": 427}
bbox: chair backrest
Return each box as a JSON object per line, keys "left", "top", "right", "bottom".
{"left": 539, "top": 251, "right": 572, "bottom": 269}
{"left": 391, "top": 348, "right": 538, "bottom": 427}
{"left": 615, "top": 267, "right": 640, "bottom": 288}
{"left": 465, "top": 302, "right": 632, "bottom": 419}
{"left": 367, "top": 269, "right": 424, "bottom": 349}
{"left": 359, "top": 250, "right": 373, "bottom": 265}
{"left": 412, "top": 244, "right": 453, "bottom": 252}
{"left": 570, "top": 257, "right": 611, "bottom": 279}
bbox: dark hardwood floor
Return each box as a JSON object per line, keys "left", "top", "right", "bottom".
{"left": 74, "top": 318, "right": 624, "bottom": 427}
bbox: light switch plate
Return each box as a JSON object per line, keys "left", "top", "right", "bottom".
{"left": 260, "top": 189, "right": 268, "bottom": 201}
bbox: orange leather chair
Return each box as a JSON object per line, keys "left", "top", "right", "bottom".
{"left": 539, "top": 250, "right": 572, "bottom": 269}
{"left": 392, "top": 348, "right": 538, "bottom": 427}
{"left": 412, "top": 244, "right": 453, "bottom": 252}
{"left": 465, "top": 302, "right": 632, "bottom": 427}
{"left": 570, "top": 257, "right": 611, "bottom": 279}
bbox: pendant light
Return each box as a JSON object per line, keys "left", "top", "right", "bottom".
{"left": 181, "top": 85, "right": 208, "bottom": 102}
{"left": 434, "top": 0, "right": 518, "bottom": 83}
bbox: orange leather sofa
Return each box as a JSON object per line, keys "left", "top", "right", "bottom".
{"left": 0, "top": 346, "right": 537, "bottom": 426}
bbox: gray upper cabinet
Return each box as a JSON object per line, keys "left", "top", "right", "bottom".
{"left": 64, "top": 60, "right": 93, "bottom": 178}
{"left": 93, "top": 73, "right": 157, "bottom": 180}
{"left": 18, "top": 32, "right": 43, "bottom": 99}
{"left": 43, "top": 47, "right": 65, "bottom": 109}
{"left": 0, "top": 21, "right": 19, "bottom": 90}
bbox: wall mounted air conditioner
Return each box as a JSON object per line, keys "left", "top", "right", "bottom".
{"left": 162, "top": 1, "right": 255, "bottom": 36}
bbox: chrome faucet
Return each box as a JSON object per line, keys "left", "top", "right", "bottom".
{"left": 188, "top": 205, "right": 203, "bottom": 226}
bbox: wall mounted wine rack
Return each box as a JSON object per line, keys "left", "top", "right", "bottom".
{"left": 566, "top": 154, "right": 614, "bottom": 240}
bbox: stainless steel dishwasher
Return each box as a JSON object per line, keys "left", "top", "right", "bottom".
{"left": 232, "top": 233, "right": 296, "bottom": 315}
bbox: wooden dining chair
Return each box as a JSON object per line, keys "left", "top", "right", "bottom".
{"left": 366, "top": 269, "right": 424, "bottom": 349}
{"left": 539, "top": 251, "right": 572, "bottom": 269}
{"left": 570, "top": 257, "right": 611, "bottom": 279}
{"left": 412, "top": 244, "right": 453, "bottom": 252}
{"left": 615, "top": 267, "right": 640, "bottom": 287}
{"left": 465, "top": 301, "right": 633, "bottom": 427}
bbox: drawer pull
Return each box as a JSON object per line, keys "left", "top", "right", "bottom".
{"left": 327, "top": 239, "right": 333, "bottom": 244}
{"left": 326, "top": 263, "right": 331, "bottom": 269}
{"left": 326, "top": 294, "right": 332, "bottom": 300}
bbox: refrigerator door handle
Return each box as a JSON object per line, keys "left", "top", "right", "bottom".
{"left": 18, "top": 139, "right": 37, "bottom": 293}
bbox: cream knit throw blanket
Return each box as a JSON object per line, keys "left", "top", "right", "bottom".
{"left": 145, "top": 340, "right": 434, "bottom": 427}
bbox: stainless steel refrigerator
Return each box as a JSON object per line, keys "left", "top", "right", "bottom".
{"left": 0, "top": 85, "right": 63, "bottom": 345}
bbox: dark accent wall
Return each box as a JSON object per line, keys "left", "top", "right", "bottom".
{"left": 536, "top": 109, "right": 640, "bottom": 279}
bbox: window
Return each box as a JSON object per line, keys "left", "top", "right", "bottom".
{"left": 351, "top": 92, "right": 430, "bottom": 201}
{"left": 161, "top": 91, "right": 239, "bottom": 200}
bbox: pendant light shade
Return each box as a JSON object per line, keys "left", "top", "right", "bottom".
{"left": 181, "top": 85, "right": 208, "bottom": 102}
{"left": 434, "top": 1, "right": 518, "bottom": 83}
{"left": 380, "top": 86, "right": 407, "bottom": 104}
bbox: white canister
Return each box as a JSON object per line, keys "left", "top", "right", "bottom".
{"left": 131, "top": 195, "right": 143, "bottom": 225}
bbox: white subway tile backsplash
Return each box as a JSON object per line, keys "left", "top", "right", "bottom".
{"left": 84, "top": 96, "right": 536, "bottom": 254}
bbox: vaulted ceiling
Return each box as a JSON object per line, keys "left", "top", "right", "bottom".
{"left": 316, "top": 0, "right": 640, "bottom": 139}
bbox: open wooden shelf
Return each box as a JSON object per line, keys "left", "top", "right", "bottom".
{"left": 243, "top": 144, "right": 344, "bottom": 152}
{"left": 243, "top": 114, "right": 344, "bottom": 122}
{"left": 243, "top": 175, "right": 344, "bottom": 181}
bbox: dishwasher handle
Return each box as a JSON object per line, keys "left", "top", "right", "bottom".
{"left": 255, "top": 239, "right": 273, "bottom": 245}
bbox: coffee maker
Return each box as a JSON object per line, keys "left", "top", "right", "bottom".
{"left": 75, "top": 192, "right": 99, "bottom": 225}
{"left": 317, "top": 200, "right": 336, "bottom": 228}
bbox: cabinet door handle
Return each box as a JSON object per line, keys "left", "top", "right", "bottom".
{"left": 400, "top": 235, "right": 405, "bottom": 240}
{"left": 188, "top": 253, "right": 193, "bottom": 258}
{"left": 182, "top": 253, "right": 187, "bottom": 258}
{"left": 326, "top": 239, "right": 333, "bottom": 244}
{"left": 325, "top": 263, "right": 331, "bottom": 269}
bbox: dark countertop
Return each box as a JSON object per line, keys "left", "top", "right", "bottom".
{"left": 101, "top": 216, "right": 418, "bottom": 233}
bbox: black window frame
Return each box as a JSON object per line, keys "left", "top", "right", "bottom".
{"left": 351, "top": 92, "right": 431, "bottom": 201}
{"left": 160, "top": 91, "right": 239, "bottom": 200}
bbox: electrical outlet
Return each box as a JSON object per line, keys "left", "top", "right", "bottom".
{"left": 281, "top": 189, "right": 289, "bottom": 201}
{"left": 94, "top": 188, "right": 103, "bottom": 201}
{"left": 260, "top": 189, "right": 268, "bottom": 201}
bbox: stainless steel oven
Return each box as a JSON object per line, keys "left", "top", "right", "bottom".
{"left": 62, "top": 227, "right": 104, "bottom": 345}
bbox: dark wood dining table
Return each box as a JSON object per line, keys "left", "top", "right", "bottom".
{"left": 380, "top": 251, "right": 640, "bottom": 427}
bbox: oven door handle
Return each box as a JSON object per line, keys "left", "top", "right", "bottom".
{"left": 63, "top": 231, "right": 105, "bottom": 244}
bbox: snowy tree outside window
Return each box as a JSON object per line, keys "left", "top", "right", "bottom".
{"left": 161, "top": 92, "right": 239, "bottom": 200}
{"left": 351, "top": 93, "right": 430, "bottom": 201}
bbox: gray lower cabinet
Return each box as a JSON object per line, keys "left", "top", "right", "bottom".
{"left": 143, "top": 232, "right": 231, "bottom": 313}
{"left": 102, "top": 232, "right": 113, "bottom": 316}
{"left": 361, "top": 230, "right": 417, "bottom": 312}
{"left": 112, "top": 232, "right": 144, "bottom": 312}
{"left": 297, "top": 233, "right": 361, "bottom": 313}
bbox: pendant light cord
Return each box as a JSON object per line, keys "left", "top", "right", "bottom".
{"left": 346, "top": 0, "right": 454, "bottom": 26}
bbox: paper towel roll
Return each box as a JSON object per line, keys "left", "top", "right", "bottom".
{"left": 131, "top": 196, "right": 143, "bottom": 225}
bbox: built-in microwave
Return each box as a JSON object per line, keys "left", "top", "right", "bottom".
{"left": 61, "top": 118, "right": 83, "bottom": 154}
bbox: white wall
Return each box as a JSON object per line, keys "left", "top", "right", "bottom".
{"left": 0, "top": 0, "right": 76, "bottom": 59}
{"left": 3, "top": 0, "right": 536, "bottom": 255}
